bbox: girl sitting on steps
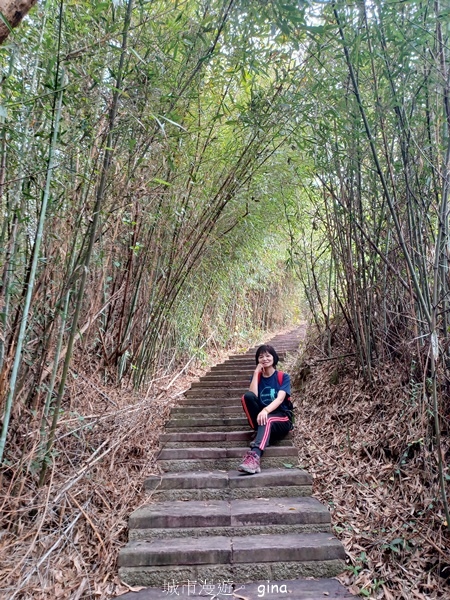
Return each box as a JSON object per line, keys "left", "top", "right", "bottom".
{"left": 238, "top": 344, "right": 292, "bottom": 475}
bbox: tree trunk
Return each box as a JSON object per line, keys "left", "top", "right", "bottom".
{"left": 0, "top": 0, "right": 37, "bottom": 44}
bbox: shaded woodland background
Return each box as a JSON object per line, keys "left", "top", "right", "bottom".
{"left": 0, "top": 0, "right": 449, "bottom": 598}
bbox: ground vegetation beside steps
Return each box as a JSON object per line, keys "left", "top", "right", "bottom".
{"left": 290, "top": 330, "right": 450, "bottom": 600}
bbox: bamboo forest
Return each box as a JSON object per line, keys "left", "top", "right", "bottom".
{"left": 0, "top": 0, "right": 449, "bottom": 598}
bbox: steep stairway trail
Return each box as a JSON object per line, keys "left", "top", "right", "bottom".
{"left": 118, "top": 328, "right": 353, "bottom": 599}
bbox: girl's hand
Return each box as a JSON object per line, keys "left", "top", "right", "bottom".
{"left": 257, "top": 408, "right": 268, "bottom": 425}
{"left": 254, "top": 363, "right": 263, "bottom": 375}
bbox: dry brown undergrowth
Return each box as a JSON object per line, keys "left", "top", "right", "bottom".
{"left": 0, "top": 329, "right": 287, "bottom": 600}
{"left": 0, "top": 375, "right": 174, "bottom": 599}
{"left": 0, "top": 345, "right": 233, "bottom": 599}
{"left": 292, "top": 331, "right": 450, "bottom": 600}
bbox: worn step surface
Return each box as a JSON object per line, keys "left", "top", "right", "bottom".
{"left": 184, "top": 387, "right": 249, "bottom": 398}
{"left": 157, "top": 446, "right": 298, "bottom": 473}
{"left": 119, "top": 327, "right": 350, "bottom": 597}
{"left": 163, "top": 439, "right": 292, "bottom": 448}
{"left": 118, "top": 532, "right": 346, "bottom": 587}
{"left": 117, "top": 578, "right": 354, "bottom": 599}
{"left": 158, "top": 446, "right": 298, "bottom": 460}
{"left": 160, "top": 431, "right": 256, "bottom": 443}
{"left": 208, "top": 366, "right": 260, "bottom": 374}
{"left": 166, "top": 415, "right": 249, "bottom": 427}
{"left": 166, "top": 423, "right": 250, "bottom": 434}
{"left": 190, "top": 379, "right": 251, "bottom": 388}
{"left": 176, "top": 397, "right": 249, "bottom": 406}
{"left": 197, "top": 373, "right": 254, "bottom": 381}
{"left": 171, "top": 404, "right": 242, "bottom": 415}
{"left": 143, "top": 468, "right": 312, "bottom": 500}
{"left": 128, "top": 496, "right": 331, "bottom": 540}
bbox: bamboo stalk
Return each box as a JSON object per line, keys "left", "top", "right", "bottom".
{"left": 38, "top": 0, "right": 135, "bottom": 485}
{"left": 0, "top": 65, "right": 65, "bottom": 463}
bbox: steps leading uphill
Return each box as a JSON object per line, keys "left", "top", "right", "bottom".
{"left": 118, "top": 329, "right": 352, "bottom": 599}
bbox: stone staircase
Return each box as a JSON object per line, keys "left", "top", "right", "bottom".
{"left": 118, "top": 329, "right": 353, "bottom": 599}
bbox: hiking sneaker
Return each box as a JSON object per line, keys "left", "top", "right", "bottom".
{"left": 238, "top": 450, "right": 261, "bottom": 474}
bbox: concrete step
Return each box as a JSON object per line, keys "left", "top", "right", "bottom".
{"left": 144, "top": 468, "right": 311, "bottom": 500}
{"left": 118, "top": 532, "right": 346, "bottom": 587}
{"left": 160, "top": 431, "right": 257, "bottom": 443}
{"left": 199, "top": 361, "right": 252, "bottom": 368}
{"left": 226, "top": 354, "right": 264, "bottom": 360}
{"left": 235, "top": 579, "right": 354, "bottom": 600}
{"left": 218, "top": 357, "right": 254, "bottom": 362}
{"left": 163, "top": 439, "right": 292, "bottom": 449}
{"left": 171, "top": 405, "right": 241, "bottom": 416}
{"left": 210, "top": 364, "right": 253, "bottom": 370}
{"left": 158, "top": 446, "right": 297, "bottom": 460}
{"left": 210, "top": 367, "right": 253, "bottom": 374}
{"left": 166, "top": 424, "right": 250, "bottom": 433}
{"left": 114, "top": 577, "right": 354, "bottom": 599}
{"left": 235, "top": 355, "right": 296, "bottom": 363}
{"left": 190, "top": 379, "right": 250, "bottom": 388}
{"left": 176, "top": 396, "right": 244, "bottom": 406}
{"left": 166, "top": 416, "right": 249, "bottom": 429}
{"left": 209, "top": 359, "right": 254, "bottom": 366}
{"left": 205, "top": 368, "right": 253, "bottom": 375}
{"left": 210, "top": 359, "right": 254, "bottom": 364}
{"left": 193, "top": 372, "right": 251, "bottom": 379}
{"left": 157, "top": 446, "right": 298, "bottom": 472}
{"left": 160, "top": 430, "right": 292, "bottom": 449}
{"left": 184, "top": 388, "right": 246, "bottom": 398}
{"left": 128, "top": 496, "right": 331, "bottom": 540}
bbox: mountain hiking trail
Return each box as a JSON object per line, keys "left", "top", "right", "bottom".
{"left": 117, "top": 328, "right": 353, "bottom": 600}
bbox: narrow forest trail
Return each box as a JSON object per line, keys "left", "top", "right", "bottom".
{"left": 117, "top": 328, "right": 353, "bottom": 599}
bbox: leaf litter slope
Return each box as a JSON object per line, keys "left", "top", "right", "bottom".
{"left": 0, "top": 368, "right": 193, "bottom": 599}
{"left": 291, "top": 331, "right": 450, "bottom": 600}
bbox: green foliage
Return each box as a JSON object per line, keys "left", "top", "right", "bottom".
{"left": 1, "top": 0, "right": 448, "bottom": 531}
{"left": 0, "top": 0, "right": 307, "bottom": 462}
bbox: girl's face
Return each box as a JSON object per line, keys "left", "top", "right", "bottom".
{"left": 258, "top": 351, "right": 274, "bottom": 368}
